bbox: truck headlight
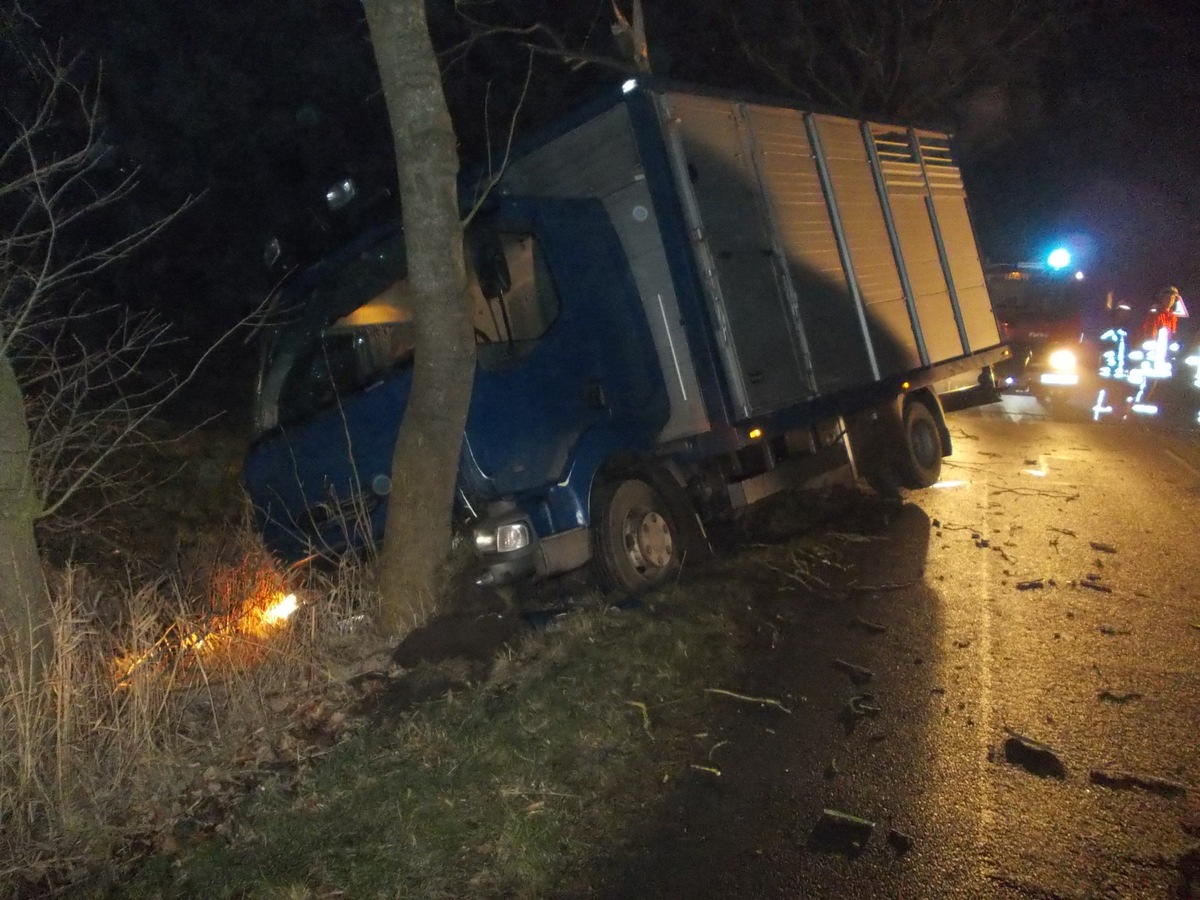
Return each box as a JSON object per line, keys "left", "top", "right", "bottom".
{"left": 1048, "top": 348, "right": 1077, "bottom": 372}
{"left": 496, "top": 522, "right": 530, "bottom": 552}
{"left": 473, "top": 521, "right": 531, "bottom": 554}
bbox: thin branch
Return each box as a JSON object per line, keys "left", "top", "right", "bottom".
{"left": 463, "top": 49, "right": 534, "bottom": 227}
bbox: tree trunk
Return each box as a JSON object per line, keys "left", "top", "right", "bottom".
{"left": 363, "top": 0, "right": 476, "bottom": 635}
{"left": 0, "top": 344, "right": 51, "bottom": 683}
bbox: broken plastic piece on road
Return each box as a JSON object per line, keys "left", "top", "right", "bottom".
{"left": 1078, "top": 581, "right": 1113, "bottom": 593}
{"left": 887, "top": 828, "right": 915, "bottom": 853}
{"left": 809, "top": 808, "right": 876, "bottom": 855}
{"left": 821, "top": 808, "right": 875, "bottom": 828}
{"left": 1002, "top": 728, "right": 1067, "bottom": 779}
{"left": 1016, "top": 579, "right": 1045, "bottom": 591}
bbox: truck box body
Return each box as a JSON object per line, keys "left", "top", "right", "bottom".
{"left": 497, "top": 85, "right": 1001, "bottom": 441}
{"left": 245, "top": 82, "right": 1008, "bottom": 582}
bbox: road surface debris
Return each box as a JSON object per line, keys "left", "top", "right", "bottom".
{"left": 832, "top": 658, "right": 874, "bottom": 685}
{"left": 1078, "top": 580, "right": 1113, "bottom": 594}
{"left": 887, "top": 828, "right": 915, "bottom": 853}
{"left": 1089, "top": 769, "right": 1191, "bottom": 797}
{"left": 1002, "top": 728, "right": 1067, "bottom": 779}
{"left": 1016, "top": 579, "right": 1045, "bottom": 591}
{"left": 851, "top": 616, "right": 888, "bottom": 633}
{"left": 626, "top": 701, "right": 653, "bottom": 737}
{"left": 1097, "top": 690, "right": 1143, "bottom": 704}
{"left": 809, "top": 808, "right": 875, "bottom": 855}
{"left": 838, "top": 694, "right": 882, "bottom": 734}
{"left": 704, "top": 688, "right": 793, "bottom": 714}
{"left": 845, "top": 694, "right": 882, "bottom": 718}
{"left": 1089, "top": 541, "right": 1118, "bottom": 554}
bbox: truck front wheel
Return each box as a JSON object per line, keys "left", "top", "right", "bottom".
{"left": 894, "top": 400, "right": 943, "bottom": 489}
{"left": 593, "top": 478, "right": 681, "bottom": 593}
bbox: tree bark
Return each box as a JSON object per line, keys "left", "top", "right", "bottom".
{"left": 0, "top": 342, "right": 51, "bottom": 683}
{"left": 363, "top": 0, "right": 476, "bottom": 635}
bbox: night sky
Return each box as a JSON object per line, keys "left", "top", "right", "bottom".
{"left": 6, "top": 0, "right": 1200, "bottom": 347}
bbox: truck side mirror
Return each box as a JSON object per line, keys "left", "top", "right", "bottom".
{"left": 466, "top": 222, "right": 511, "bottom": 300}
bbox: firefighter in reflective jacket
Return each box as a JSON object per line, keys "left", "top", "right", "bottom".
{"left": 1140, "top": 286, "right": 1187, "bottom": 341}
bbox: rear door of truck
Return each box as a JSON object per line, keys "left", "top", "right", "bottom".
{"left": 654, "top": 91, "right": 1002, "bottom": 420}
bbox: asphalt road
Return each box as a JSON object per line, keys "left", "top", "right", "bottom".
{"left": 596, "top": 396, "right": 1200, "bottom": 899}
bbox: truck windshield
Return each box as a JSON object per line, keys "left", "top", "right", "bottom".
{"left": 987, "top": 268, "right": 1084, "bottom": 324}
{"left": 253, "top": 227, "right": 561, "bottom": 435}
{"left": 255, "top": 232, "right": 414, "bottom": 433}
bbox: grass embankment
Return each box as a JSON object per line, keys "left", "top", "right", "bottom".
{"left": 3, "top": 435, "right": 837, "bottom": 900}
{"left": 139, "top": 586, "right": 746, "bottom": 899}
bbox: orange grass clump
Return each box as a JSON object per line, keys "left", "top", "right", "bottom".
{"left": 114, "top": 555, "right": 300, "bottom": 685}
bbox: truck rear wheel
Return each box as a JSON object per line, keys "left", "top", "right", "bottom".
{"left": 894, "top": 400, "right": 943, "bottom": 489}
{"left": 593, "top": 478, "right": 682, "bottom": 593}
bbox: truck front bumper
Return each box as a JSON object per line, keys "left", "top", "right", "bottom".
{"left": 472, "top": 514, "right": 593, "bottom": 586}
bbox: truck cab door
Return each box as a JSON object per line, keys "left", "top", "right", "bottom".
{"left": 461, "top": 197, "right": 668, "bottom": 497}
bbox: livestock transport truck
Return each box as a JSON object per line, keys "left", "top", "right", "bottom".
{"left": 244, "top": 81, "right": 1011, "bottom": 592}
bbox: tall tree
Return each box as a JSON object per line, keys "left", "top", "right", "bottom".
{"left": 0, "top": 342, "right": 48, "bottom": 681}
{"left": 362, "top": 0, "right": 475, "bottom": 634}
{"left": 0, "top": 47, "right": 205, "bottom": 681}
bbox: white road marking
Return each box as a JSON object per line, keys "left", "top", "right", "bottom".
{"left": 1163, "top": 447, "right": 1200, "bottom": 478}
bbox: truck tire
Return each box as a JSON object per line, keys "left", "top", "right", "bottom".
{"left": 893, "top": 400, "right": 943, "bottom": 489}
{"left": 865, "top": 462, "right": 903, "bottom": 499}
{"left": 593, "top": 478, "right": 682, "bottom": 593}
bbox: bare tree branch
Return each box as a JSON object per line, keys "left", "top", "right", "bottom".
{"left": 462, "top": 48, "right": 534, "bottom": 227}
{"left": 2, "top": 48, "right": 264, "bottom": 535}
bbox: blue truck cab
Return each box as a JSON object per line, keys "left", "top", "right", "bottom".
{"left": 245, "top": 81, "right": 1010, "bottom": 592}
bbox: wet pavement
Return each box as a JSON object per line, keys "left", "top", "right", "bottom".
{"left": 595, "top": 396, "right": 1200, "bottom": 899}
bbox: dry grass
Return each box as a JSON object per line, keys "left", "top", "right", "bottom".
{"left": 151, "top": 587, "right": 742, "bottom": 899}
{"left": 0, "top": 519, "right": 391, "bottom": 896}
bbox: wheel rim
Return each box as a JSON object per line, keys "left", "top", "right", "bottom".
{"left": 622, "top": 509, "right": 674, "bottom": 573}
{"left": 911, "top": 419, "right": 939, "bottom": 469}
